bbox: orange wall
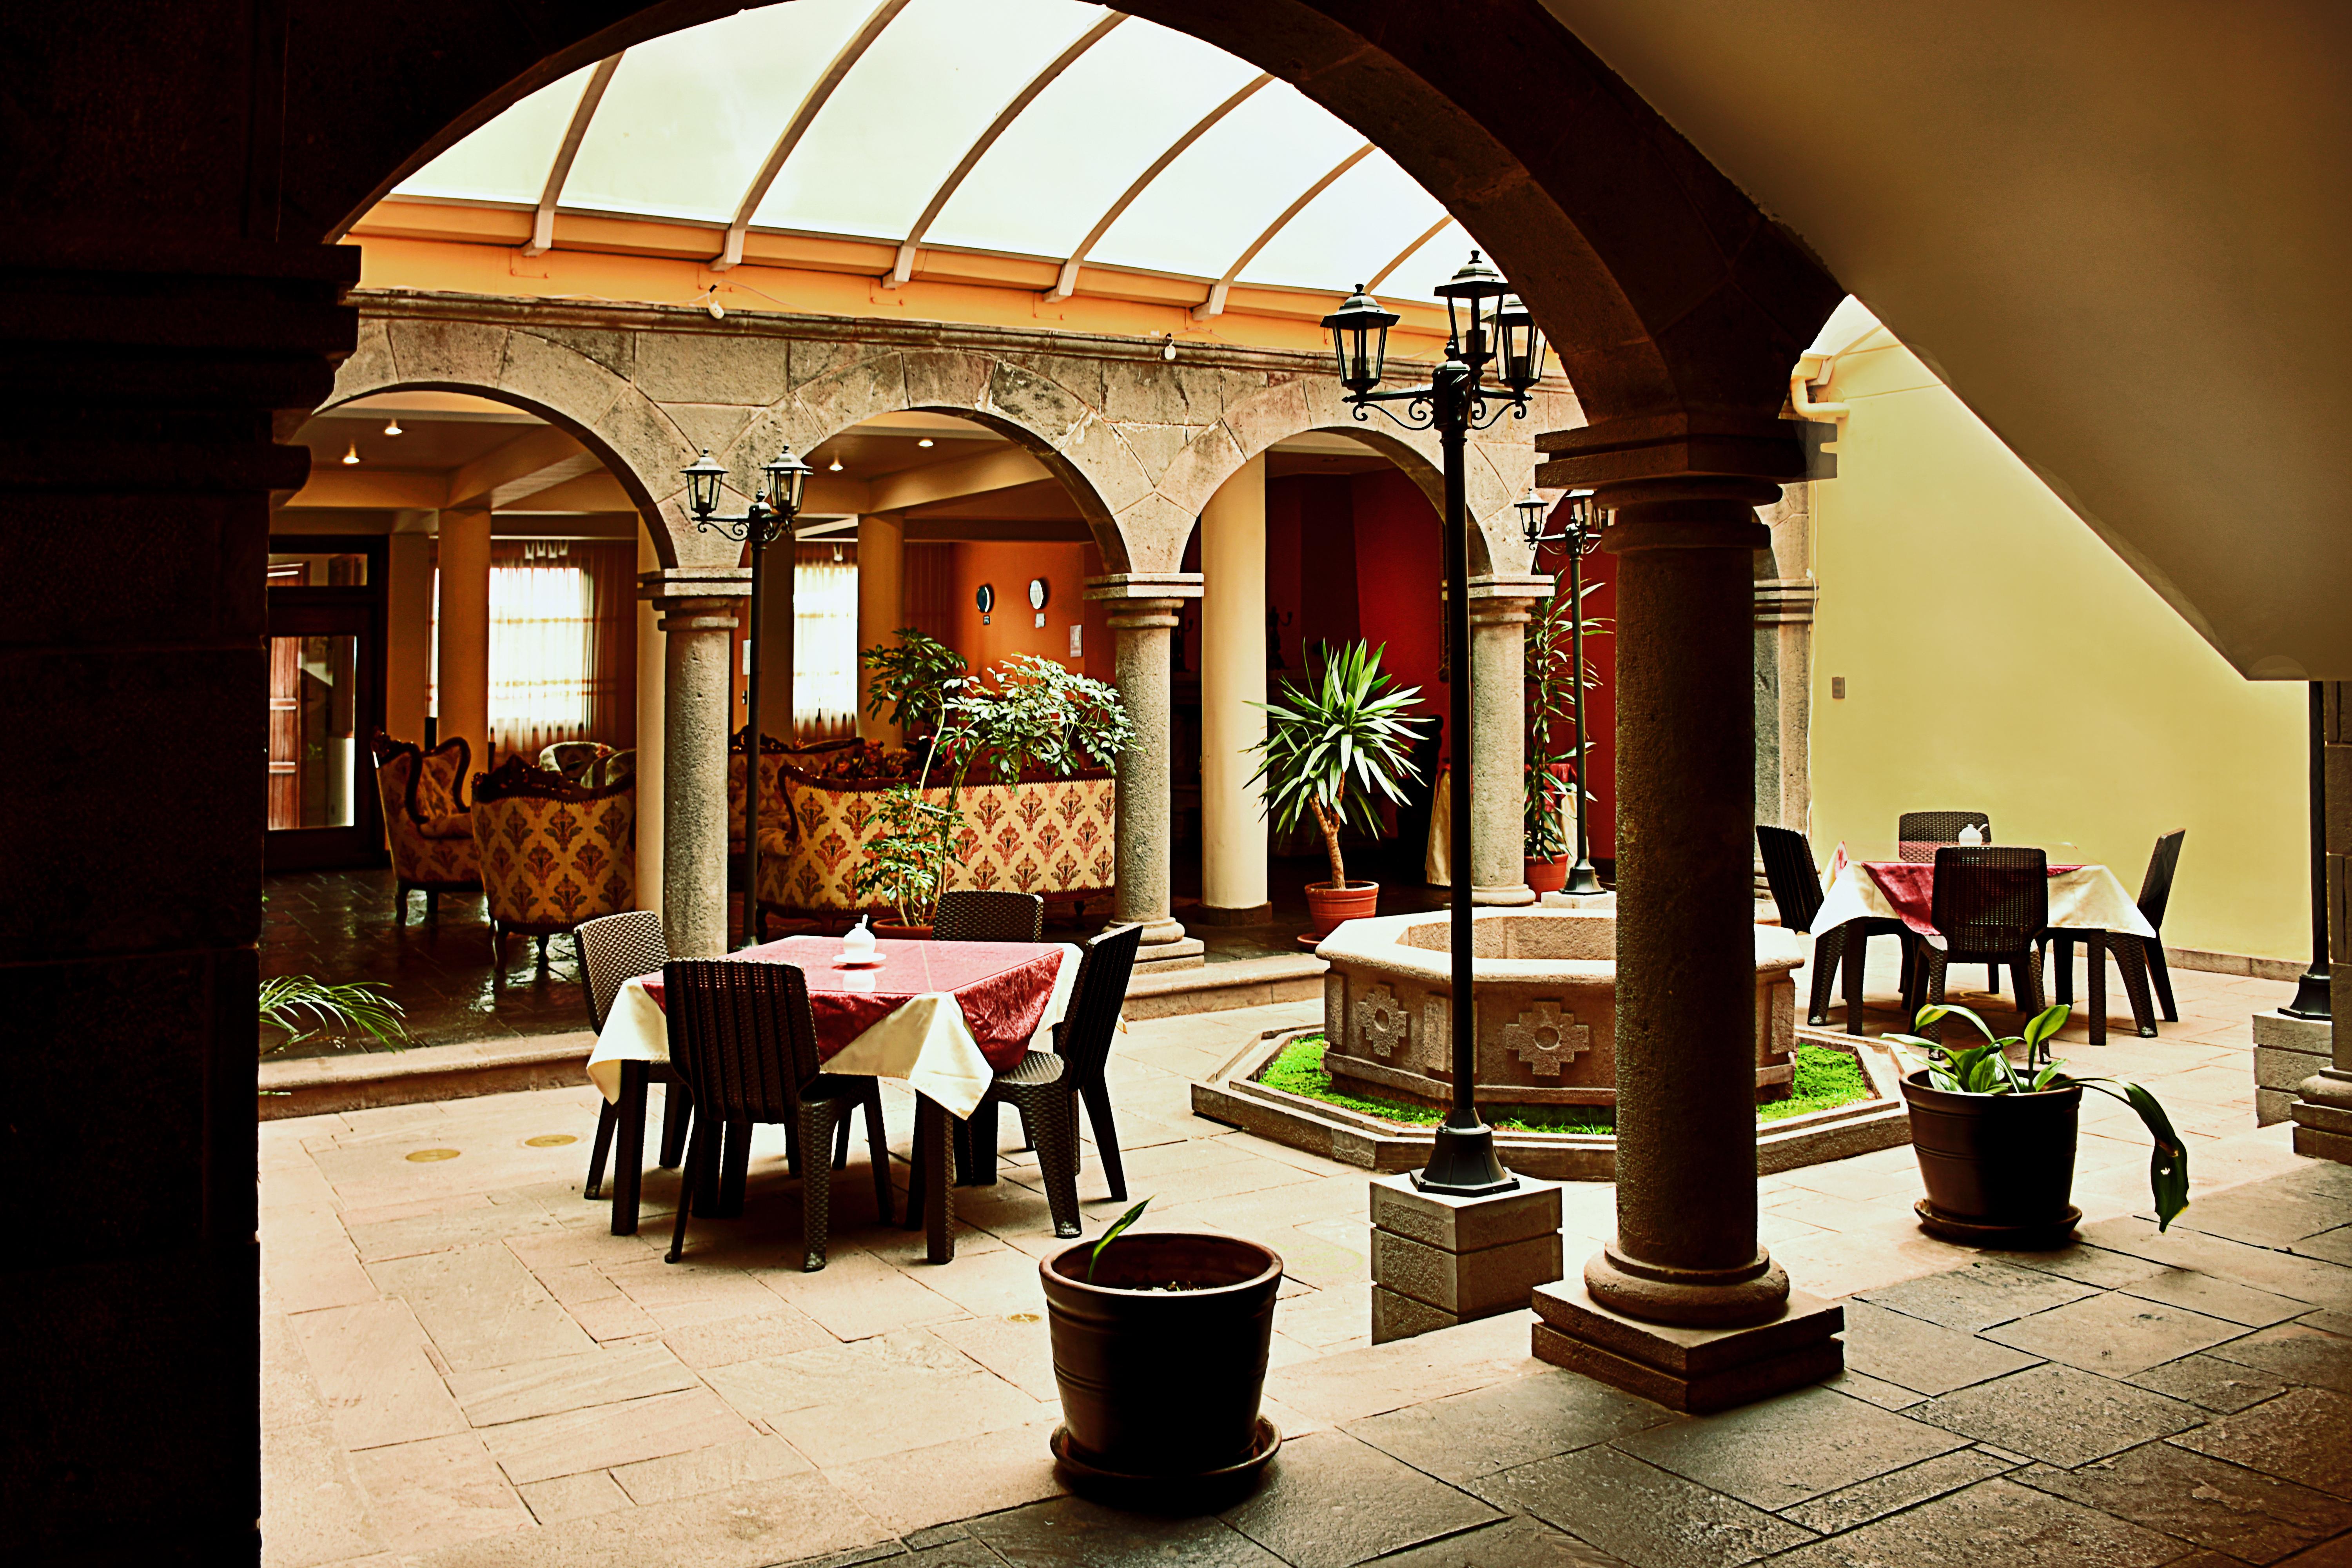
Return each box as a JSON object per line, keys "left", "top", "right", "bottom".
{"left": 947, "top": 541, "right": 1096, "bottom": 681}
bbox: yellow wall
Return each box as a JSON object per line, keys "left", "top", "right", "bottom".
{"left": 1809, "top": 327, "right": 2307, "bottom": 963}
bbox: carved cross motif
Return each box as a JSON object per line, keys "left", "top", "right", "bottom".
{"left": 1357, "top": 984, "right": 1409, "bottom": 1059}
{"left": 1500, "top": 1000, "right": 1590, "bottom": 1076}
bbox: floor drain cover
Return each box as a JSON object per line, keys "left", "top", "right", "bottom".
{"left": 405, "top": 1149, "right": 461, "bottom": 1163}
{"left": 524, "top": 1134, "right": 579, "bottom": 1147}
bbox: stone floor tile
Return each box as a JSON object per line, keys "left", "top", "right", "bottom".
{"left": 347, "top": 1431, "right": 535, "bottom": 1552}
{"left": 2078, "top": 1218, "right": 2352, "bottom": 1309}
{"left": 446, "top": 1342, "right": 699, "bottom": 1427}
{"left": 1481, "top": 1443, "right": 1815, "bottom": 1568}
{"left": 2179, "top": 1183, "right": 2352, "bottom": 1249}
{"left": 2297, "top": 1229, "right": 2352, "bottom": 1270}
{"left": 349, "top": 1203, "right": 565, "bottom": 1263}
{"left": 2018, "top": 1440, "right": 2352, "bottom": 1563}
{"left": 2302, "top": 1309, "right": 2352, "bottom": 1339}
{"left": 821, "top": 1417, "right": 1063, "bottom": 1535}
{"left": 1777, "top": 1446, "right": 2017, "bottom": 1535}
{"left": 265, "top": 1308, "right": 334, "bottom": 1433}
{"left": 609, "top": 1433, "right": 813, "bottom": 1505}
{"left": 516, "top": 1470, "right": 630, "bottom": 1524}
{"left": 501, "top": 1225, "right": 662, "bottom": 1273}
{"left": 2270, "top": 1536, "right": 2352, "bottom": 1566}
{"left": 398, "top": 1472, "right": 889, "bottom": 1568}
{"left": 603, "top": 1258, "right": 791, "bottom": 1330}
{"left": 758, "top": 1247, "right": 970, "bottom": 1341}
{"left": 927, "top": 1312, "right": 1059, "bottom": 1402}
{"left": 769, "top": 1368, "right": 1046, "bottom": 1470}
{"left": 1612, "top": 1386, "right": 1967, "bottom": 1511}
{"left": 477, "top": 1387, "right": 757, "bottom": 1486}
{"left": 1819, "top": 1368, "right": 1927, "bottom": 1412}
{"left": 1761, "top": 1476, "right": 2184, "bottom": 1568}
{"left": 1218, "top": 1429, "right": 1499, "bottom": 1568}
{"left": 1982, "top": 1290, "right": 2248, "bottom": 1377}
{"left": 1993, "top": 1243, "right": 2172, "bottom": 1290}
{"left": 967, "top": 1494, "right": 1282, "bottom": 1566}
{"left": 291, "top": 1298, "right": 468, "bottom": 1452}
{"left": 703, "top": 1327, "right": 994, "bottom": 1421}
{"left": 2172, "top": 1388, "right": 2352, "bottom": 1497}
{"left": 1354, "top": 1514, "right": 1630, "bottom": 1566}
{"left": 370, "top": 1244, "right": 598, "bottom": 1372}
{"left": 661, "top": 1305, "right": 838, "bottom": 1370}
{"left": 1911, "top": 1363, "right": 2205, "bottom": 1466}
{"left": 267, "top": 1240, "right": 386, "bottom": 1316}
{"left": 1841, "top": 1299, "right": 2044, "bottom": 1395}
{"left": 262, "top": 1418, "right": 387, "bottom": 1568}
{"left": 2129, "top": 1352, "right": 2294, "bottom": 1412}
{"left": 901, "top": 1242, "right": 1051, "bottom": 1319}
{"left": 1344, "top": 1368, "right": 1672, "bottom": 1485}
{"left": 1281, "top": 1280, "right": 1376, "bottom": 1348}
{"left": 2205, "top": 1323, "right": 2352, "bottom": 1395}
{"left": 1260, "top": 1309, "right": 1535, "bottom": 1425}
{"left": 1856, "top": 1259, "right": 2102, "bottom": 1332}
{"left": 2122, "top": 1269, "right": 2318, "bottom": 1328}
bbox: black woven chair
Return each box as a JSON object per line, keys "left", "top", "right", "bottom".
{"left": 1898, "top": 811, "right": 1993, "bottom": 862}
{"left": 930, "top": 923, "right": 1143, "bottom": 1239}
{"left": 2039, "top": 828, "right": 2181, "bottom": 1032}
{"left": 934, "top": 890, "right": 1045, "bottom": 943}
{"left": 1759, "top": 825, "right": 1916, "bottom": 1031}
{"left": 578, "top": 911, "right": 692, "bottom": 1218}
{"left": 660, "top": 959, "right": 891, "bottom": 1270}
{"left": 1904, "top": 847, "right": 2050, "bottom": 1044}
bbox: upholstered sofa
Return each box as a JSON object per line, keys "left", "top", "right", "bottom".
{"left": 371, "top": 731, "right": 481, "bottom": 920}
{"left": 471, "top": 754, "right": 636, "bottom": 963}
{"left": 727, "top": 731, "right": 860, "bottom": 856}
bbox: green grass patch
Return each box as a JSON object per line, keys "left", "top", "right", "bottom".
{"left": 1255, "top": 1034, "right": 1871, "bottom": 1134}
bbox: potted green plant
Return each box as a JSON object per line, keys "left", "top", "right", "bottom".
{"left": 259, "top": 976, "right": 409, "bottom": 1056}
{"left": 1522, "top": 581, "right": 1604, "bottom": 895}
{"left": 1887, "top": 1003, "right": 2189, "bottom": 1246}
{"left": 1249, "top": 641, "right": 1426, "bottom": 940}
{"left": 1040, "top": 1199, "right": 1284, "bottom": 1494}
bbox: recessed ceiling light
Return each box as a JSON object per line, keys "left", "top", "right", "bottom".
{"left": 383, "top": 418, "right": 403, "bottom": 437}
{"left": 341, "top": 443, "right": 361, "bottom": 465}
{"left": 917, "top": 437, "right": 934, "bottom": 448}
{"left": 828, "top": 457, "right": 843, "bottom": 472}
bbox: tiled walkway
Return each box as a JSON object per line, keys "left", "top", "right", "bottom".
{"left": 260, "top": 962, "right": 2352, "bottom": 1567}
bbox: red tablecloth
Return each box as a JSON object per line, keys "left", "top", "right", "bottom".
{"left": 639, "top": 936, "right": 1066, "bottom": 1071}
{"left": 1861, "top": 861, "right": 2083, "bottom": 938}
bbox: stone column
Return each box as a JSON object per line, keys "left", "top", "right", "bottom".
{"left": 759, "top": 535, "right": 795, "bottom": 743}
{"left": 856, "top": 513, "right": 904, "bottom": 746}
{"left": 435, "top": 507, "right": 492, "bottom": 768}
{"left": 383, "top": 528, "right": 433, "bottom": 748}
{"left": 1467, "top": 574, "right": 1552, "bottom": 906}
{"left": 1200, "top": 457, "right": 1270, "bottom": 922}
{"left": 646, "top": 570, "right": 747, "bottom": 958}
{"left": 1089, "top": 572, "right": 1205, "bottom": 968}
{"left": 2290, "top": 681, "right": 2352, "bottom": 1162}
{"left": 1753, "top": 485, "right": 1817, "bottom": 838}
{"left": 633, "top": 530, "right": 666, "bottom": 915}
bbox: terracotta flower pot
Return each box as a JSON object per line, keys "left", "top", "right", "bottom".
{"left": 1040, "top": 1232, "right": 1283, "bottom": 1484}
{"left": 1303, "top": 880, "right": 1379, "bottom": 941}
{"left": 1524, "top": 855, "right": 1569, "bottom": 895}
{"left": 1901, "top": 1070, "right": 2083, "bottom": 1246}
{"left": 873, "top": 922, "right": 933, "bottom": 940}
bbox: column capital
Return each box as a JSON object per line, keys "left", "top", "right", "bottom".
{"left": 1085, "top": 572, "right": 1203, "bottom": 604}
{"left": 1534, "top": 413, "right": 1805, "bottom": 497}
{"left": 641, "top": 567, "right": 751, "bottom": 609}
{"left": 1464, "top": 573, "right": 1555, "bottom": 624}
{"left": 1754, "top": 578, "right": 1820, "bottom": 626}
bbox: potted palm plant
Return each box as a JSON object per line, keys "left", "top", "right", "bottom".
{"left": 1522, "top": 581, "right": 1604, "bottom": 895}
{"left": 1888, "top": 1003, "right": 2189, "bottom": 1246}
{"left": 1249, "top": 641, "right": 1426, "bottom": 941}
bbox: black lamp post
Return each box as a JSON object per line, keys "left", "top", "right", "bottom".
{"left": 1323, "top": 255, "right": 1546, "bottom": 1196}
{"left": 2283, "top": 681, "right": 2331, "bottom": 1020}
{"left": 683, "top": 443, "right": 812, "bottom": 949}
{"left": 1517, "top": 486, "right": 1608, "bottom": 897}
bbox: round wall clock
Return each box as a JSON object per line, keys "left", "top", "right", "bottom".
{"left": 1028, "top": 577, "right": 1050, "bottom": 610}
{"left": 975, "top": 583, "right": 995, "bottom": 614}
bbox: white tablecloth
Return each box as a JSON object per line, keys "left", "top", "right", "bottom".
{"left": 584, "top": 941, "right": 1080, "bottom": 1119}
{"left": 1812, "top": 860, "right": 2154, "bottom": 952}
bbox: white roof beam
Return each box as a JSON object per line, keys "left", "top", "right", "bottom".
{"left": 1191, "top": 143, "right": 1374, "bottom": 321}
{"left": 521, "top": 54, "right": 622, "bottom": 256}
{"left": 1045, "top": 72, "right": 1273, "bottom": 301}
{"left": 887, "top": 12, "right": 1126, "bottom": 287}
{"left": 1366, "top": 214, "right": 1456, "bottom": 294}
{"left": 713, "top": 0, "right": 911, "bottom": 272}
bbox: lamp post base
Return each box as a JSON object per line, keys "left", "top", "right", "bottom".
{"left": 1412, "top": 1122, "right": 1519, "bottom": 1197}
{"left": 2282, "top": 965, "right": 2332, "bottom": 1021}
{"left": 1563, "top": 859, "right": 1605, "bottom": 896}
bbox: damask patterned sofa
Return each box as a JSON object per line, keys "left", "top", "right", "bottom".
{"left": 727, "top": 731, "right": 860, "bottom": 856}
{"left": 470, "top": 754, "right": 636, "bottom": 964}
{"left": 371, "top": 731, "right": 481, "bottom": 921}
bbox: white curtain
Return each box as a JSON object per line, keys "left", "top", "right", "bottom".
{"left": 794, "top": 555, "right": 859, "bottom": 733}
{"left": 488, "top": 545, "right": 592, "bottom": 754}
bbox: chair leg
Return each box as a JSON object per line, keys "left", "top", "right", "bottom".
{"left": 1079, "top": 1080, "right": 1127, "bottom": 1202}
{"left": 584, "top": 1098, "right": 618, "bottom": 1200}
{"left": 951, "top": 1117, "right": 976, "bottom": 1187}
{"left": 2146, "top": 937, "right": 2178, "bottom": 1022}
{"left": 796, "top": 1102, "right": 837, "bottom": 1272}
{"left": 1843, "top": 928, "right": 1869, "bottom": 1035}
{"left": 658, "top": 1083, "right": 692, "bottom": 1167}
{"left": 693, "top": 1116, "right": 724, "bottom": 1216}
{"left": 964, "top": 1100, "right": 1002, "bottom": 1186}
{"left": 914, "top": 1096, "right": 956, "bottom": 1263}
{"left": 1807, "top": 928, "right": 1844, "bottom": 1027}
{"left": 612, "top": 1062, "right": 649, "bottom": 1237}
{"left": 426, "top": 888, "right": 438, "bottom": 923}
{"left": 2115, "top": 936, "right": 2160, "bottom": 1038}
{"left": 832, "top": 1114, "right": 851, "bottom": 1172}
{"left": 394, "top": 882, "right": 408, "bottom": 924}
{"left": 665, "top": 1110, "right": 706, "bottom": 1263}
{"left": 2049, "top": 935, "right": 2075, "bottom": 1007}
{"left": 716, "top": 1118, "right": 753, "bottom": 1217}
{"left": 1911, "top": 952, "right": 1947, "bottom": 1040}
{"left": 863, "top": 1084, "right": 893, "bottom": 1225}
{"left": 1033, "top": 1092, "right": 1084, "bottom": 1240}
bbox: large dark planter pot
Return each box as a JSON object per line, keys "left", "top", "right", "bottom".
{"left": 1524, "top": 855, "right": 1569, "bottom": 895}
{"left": 1040, "top": 1233, "right": 1283, "bottom": 1493}
{"left": 1901, "top": 1070, "right": 2083, "bottom": 1246}
{"left": 1303, "top": 879, "right": 1379, "bottom": 942}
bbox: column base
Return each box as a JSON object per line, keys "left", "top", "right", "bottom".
{"left": 1189, "top": 903, "right": 1273, "bottom": 927}
{"left": 1540, "top": 890, "right": 1618, "bottom": 911}
{"left": 2254, "top": 1011, "right": 2332, "bottom": 1126}
{"left": 2290, "top": 1070, "right": 2352, "bottom": 1164}
{"left": 1370, "top": 1174, "right": 1563, "bottom": 1344}
{"left": 1471, "top": 883, "right": 1537, "bottom": 907}
{"left": 1531, "top": 1279, "right": 1844, "bottom": 1414}
{"left": 1585, "top": 1244, "right": 1790, "bottom": 1328}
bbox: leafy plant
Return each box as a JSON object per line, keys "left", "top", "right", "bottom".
{"left": 1247, "top": 641, "right": 1426, "bottom": 889}
{"left": 259, "top": 976, "right": 409, "bottom": 1056}
{"left": 1086, "top": 1196, "right": 1152, "bottom": 1283}
{"left": 860, "top": 627, "right": 967, "bottom": 739}
{"left": 1523, "top": 582, "right": 1607, "bottom": 858}
{"left": 1886, "top": 1003, "right": 2190, "bottom": 1231}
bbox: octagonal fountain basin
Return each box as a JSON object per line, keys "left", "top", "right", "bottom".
{"left": 1313, "top": 907, "right": 1806, "bottom": 1110}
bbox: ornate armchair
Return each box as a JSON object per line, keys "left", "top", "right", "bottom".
{"left": 471, "top": 754, "right": 637, "bottom": 965}
{"left": 371, "top": 731, "right": 481, "bottom": 922}
{"left": 539, "top": 740, "right": 616, "bottom": 785}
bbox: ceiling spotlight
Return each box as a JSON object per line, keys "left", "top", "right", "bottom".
{"left": 917, "top": 437, "right": 934, "bottom": 448}
{"left": 828, "top": 457, "right": 843, "bottom": 472}
{"left": 341, "top": 443, "right": 361, "bottom": 465}
{"left": 383, "top": 418, "right": 403, "bottom": 437}
{"left": 831, "top": 543, "right": 844, "bottom": 562}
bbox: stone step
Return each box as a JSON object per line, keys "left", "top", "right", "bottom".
{"left": 1124, "top": 952, "right": 1327, "bottom": 1020}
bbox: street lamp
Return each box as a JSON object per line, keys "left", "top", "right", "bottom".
{"left": 1517, "top": 487, "right": 1608, "bottom": 897}
{"left": 682, "top": 443, "right": 813, "bottom": 948}
{"left": 1323, "top": 252, "right": 1546, "bottom": 1196}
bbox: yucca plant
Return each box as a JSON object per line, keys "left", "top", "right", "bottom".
{"left": 259, "top": 976, "right": 410, "bottom": 1056}
{"left": 1247, "top": 641, "right": 1426, "bottom": 889}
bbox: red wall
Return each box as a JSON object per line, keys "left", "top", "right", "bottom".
{"left": 1347, "top": 468, "right": 1448, "bottom": 753}
{"left": 948, "top": 540, "right": 1093, "bottom": 677}
{"left": 1535, "top": 527, "right": 1617, "bottom": 860}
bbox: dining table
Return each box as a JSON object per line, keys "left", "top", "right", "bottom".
{"left": 1810, "top": 853, "right": 2160, "bottom": 1044}
{"left": 586, "top": 933, "right": 1080, "bottom": 1261}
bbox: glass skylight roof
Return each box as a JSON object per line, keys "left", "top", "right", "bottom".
{"left": 392, "top": 2, "right": 1463, "bottom": 301}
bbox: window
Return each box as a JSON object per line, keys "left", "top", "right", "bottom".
{"left": 795, "top": 549, "right": 860, "bottom": 734}
{"left": 490, "top": 545, "right": 594, "bottom": 755}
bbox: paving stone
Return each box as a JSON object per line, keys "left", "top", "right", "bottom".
{"left": 2130, "top": 1352, "right": 2294, "bottom": 1412}
{"left": 401, "top": 1471, "right": 892, "bottom": 1568}
{"left": 1220, "top": 1429, "right": 1500, "bottom": 1568}
{"left": 446, "top": 1342, "right": 699, "bottom": 1427}
{"left": 2296, "top": 1229, "right": 2352, "bottom": 1269}
{"left": 1611, "top": 1385, "right": 1967, "bottom": 1510}
{"left": 2121, "top": 1269, "right": 2318, "bottom": 1328}
{"left": 1778, "top": 1447, "right": 2017, "bottom": 1535}
{"left": 608, "top": 1433, "right": 812, "bottom": 1505}
{"left": 2172, "top": 1388, "right": 2352, "bottom": 1498}
{"left": 1982, "top": 1290, "right": 2248, "bottom": 1377}
{"left": 1480, "top": 1444, "right": 1817, "bottom": 1568}
{"left": 659, "top": 1305, "right": 836, "bottom": 1369}
{"left": 348, "top": 1203, "right": 565, "bottom": 1263}
{"left": 261, "top": 1417, "right": 386, "bottom": 1567}
{"left": 2018, "top": 1441, "right": 2352, "bottom": 1563}
{"left": 1911, "top": 1363, "right": 2205, "bottom": 1466}
{"left": 969, "top": 1494, "right": 1282, "bottom": 1565}
{"left": 1856, "top": 1260, "right": 2100, "bottom": 1332}
{"left": 346, "top": 1431, "right": 535, "bottom": 1552}
{"left": 289, "top": 1298, "right": 468, "bottom": 1452}
{"left": 2078, "top": 1219, "right": 2352, "bottom": 1310}
{"left": 370, "top": 1243, "right": 598, "bottom": 1372}
{"left": 2206, "top": 1322, "right": 2352, "bottom": 1395}
{"left": 1820, "top": 1368, "right": 1927, "bottom": 1412}
{"left": 1840, "top": 1300, "right": 2043, "bottom": 1395}
{"left": 1761, "top": 1476, "right": 2185, "bottom": 1568}
{"left": 2271, "top": 1537, "right": 2352, "bottom": 1566}
{"left": 476, "top": 1387, "right": 758, "bottom": 1486}
{"left": 1994, "top": 1245, "right": 2171, "bottom": 1290}
{"left": 517, "top": 1470, "right": 632, "bottom": 1524}
{"left": 822, "top": 1417, "right": 1063, "bottom": 1537}
{"left": 1344, "top": 1369, "right": 1671, "bottom": 1484}
{"left": 1354, "top": 1514, "right": 1629, "bottom": 1566}
{"left": 2180, "top": 1183, "right": 2352, "bottom": 1248}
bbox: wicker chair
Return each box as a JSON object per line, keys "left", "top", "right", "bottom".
{"left": 2039, "top": 828, "right": 2181, "bottom": 1032}
{"left": 371, "top": 731, "right": 481, "bottom": 920}
{"left": 935, "top": 924, "right": 1143, "bottom": 1238}
{"left": 935, "top": 891, "right": 1046, "bottom": 943}
{"left": 577, "top": 911, "right": 690, "bottom": 1206}
{"left": 1904, "top": 846, "right": 2049, "bottom": 1042}
{"left": 1759, "top": 826, "right": 1916, "bottom": 1030}
{"left": 471, "top": 753, "right": 635, "bottom": 965}
{"left": 659, "top": 959, "right": 891, "bottom": 1270}
{"left": 1898, "top": 810, "right": 1993, "bottom": 862}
